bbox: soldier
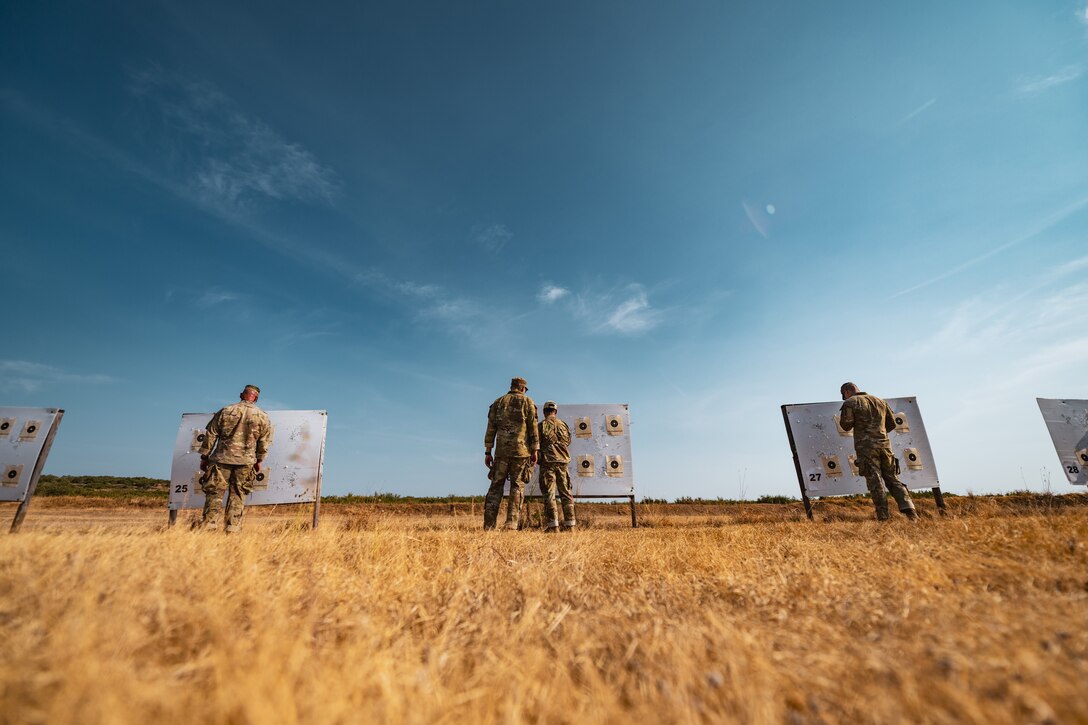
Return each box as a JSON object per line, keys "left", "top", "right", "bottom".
{"left": 838, "top": 382, "right": 917, "bottom": 521}
{"left": 537, "top": 401, "right": 575, "bottom": 533}
{"left": 197, "top": 384, "right": 273, "bottom": 533}
{"left": 483, "top": 377, "right": 539, "bottom": 530}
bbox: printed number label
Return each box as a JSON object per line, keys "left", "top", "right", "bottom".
{"left": 174, "top": 484, "right": 188, "bottom": 493}
{"left": 1068, "top": 465, "right": 1080, "bottom": 475}
{"left": 808, "top": 473, "right": 822, "bottom": 482}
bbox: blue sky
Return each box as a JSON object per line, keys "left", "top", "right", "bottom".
{"left": 2, "top": 1, "right": 1087, "bottom": 499}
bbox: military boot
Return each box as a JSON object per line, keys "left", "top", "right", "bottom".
{"left": 901, "top": 508, "right": 919, "bottom": 521}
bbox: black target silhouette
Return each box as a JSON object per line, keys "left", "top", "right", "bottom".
{"left": 256, "top": 473, "right": 266, "bottom": 482}
{"left": 26, "top": 425, "right": 36, "bottom": 434}
{"left": 1081, "top": 452, "right": 1088, "bottom": 462}
{"left": 908, "top": 453, "right": 918, "bottom": 462}
{"left": 0, "top": 422, "right": 9, "bottom": 431}
{"left": 579, "top": 422, "right": 588, "bottom": 430}
{"left": 581, "top": 460, "right": 591, "bottom": 469}
{"left": 610, "top": 460, "right": 619, "bottom": 469}
{"left": 895, "top": 417, "right": 904, "bottom": 425}
{"left": 197, "top": 434, "right": 205, "bottom": 442}
{"left": 7, "top": 470, "right": 16, "bottom": 479}
{"left": 827, "top": 460, "right": 837, "bottom": 469}
{"left": 610, "top": 419, "right": 619, "bottom": 428}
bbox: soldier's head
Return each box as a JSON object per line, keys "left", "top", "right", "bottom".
{"left": 240, "top": 384, "right": 261, "bottom": 402}
{"left": 840, "top": 382, "right": 858, "bottom": 400}
{"left": 510, "top": 377, "right": 528, "bottom": 393}
{"left": 543, "top": 401, "right": 558, "bottom": 417}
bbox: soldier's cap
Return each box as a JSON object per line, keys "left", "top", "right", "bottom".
{"left": 510, "top": 376, "right": 528, "bottom": 390}
{"left": 543, "top": 401, "right": 557, "bottom": 410}
{"left": 243, "top": 384, "right": 261, "bottom": 394}
{"left": 840, "top": 381, "right": 858, "bottom": 392}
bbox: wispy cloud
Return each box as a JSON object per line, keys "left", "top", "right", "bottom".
{"left": 355, "top": 269, "right": 482, "bottom": 334}
{"left": 741, "top": 200, "right": 769, "bottom": 238}
{"left": 196, "top": 289, "right": 241, "bottom": 307}
{"left": 469, "top": 223, "right": 512, "bottom": 253}
{"left": 900, "top": 97, "right": 937, "bottom": 124}
{"left": 1078, "top": 2, "right": 1088, "bottom": 26}
{"left": 0, "top": 361, "right": 117, "bottom": 393}
{"left": 537, "top": 284, "right": 570, "bottom": 304}
{"left": 892, "top": 193, "right": 1088, "bottom": 298}
{"left": 128, "top": 66, "right": 340, "bottom": 212}
{"left": 1015, "top": 65, "right": 1082, "bottom": 94}
{"left": 572, "top": 283, "right": 662, "bottom": 335}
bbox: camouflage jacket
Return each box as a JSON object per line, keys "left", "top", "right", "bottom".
{"left": 538, "top": 416, "right": 571, "bottom": 464}
{"left": 200, "top": 401, "right": 273, "bottom": 465}
{"left": 839, "top": 393, "right": 896, "bottom": 450}
{"left": 485, "top": 391, "right": 539, "bottom": 458}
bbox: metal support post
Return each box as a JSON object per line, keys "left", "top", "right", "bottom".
{"left": 932, "top": 486, "right": 947, "bottom": 516}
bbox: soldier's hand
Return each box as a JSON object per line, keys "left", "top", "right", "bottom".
{"left": 530, "top": 450, "right": 539, "bottom": 466}
{"left": 484, "top": 453, "right": 493, "bottom": 469}
{"left": 254, "top": 460, "right": 262, "bottom": 473}
{"left": 199, "top": 457, "right": 208, "bottom": 472}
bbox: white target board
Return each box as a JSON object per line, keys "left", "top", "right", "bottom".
{"left": 169, "top": 410, "right": 327, "bottom": 510}
{"left": 507, "top": 403, "right": 635, "bottom": 497}
{"left": 0, "top": 407, "right": 63, "bottom": 502}
{"left": 782, "top": 397, "right": 939, "bottom": 497}
{"left": 1036, "top": 398, "right": 1088, "bottom": 485}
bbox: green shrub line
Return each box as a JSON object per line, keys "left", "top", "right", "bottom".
{"left": 31, "top": 476, "right": 1052, "bottom": 505}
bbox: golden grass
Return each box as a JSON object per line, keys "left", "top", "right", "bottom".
{"left": 1, "top": 501, "right": 1086, "bottom": 724}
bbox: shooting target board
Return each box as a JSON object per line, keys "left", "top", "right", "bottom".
{"left": 506, "top": 403, "right": 635, "bottom": 497}
{"left": 0, "top": 407, "right": 63, "bottom": 503}
{"left": 782, "top": 397, "right": 940, "bottom": 497}
{"left": 1036, "top": 398, "right": 1088, "bottom": 485}
{"left": 168, "top": 410, "right": 327, "bottom": 510}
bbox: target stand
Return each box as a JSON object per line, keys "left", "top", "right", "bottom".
{"left": 781, "top": 398, "right": 947, "bottom": 521}
{"left": 504, "top": 403, "right": 637, "bottom": 528}
{"left": 1, "top": 407, "right": 64, "bottom": 533}
{"left": 168, "top": 410, "right": 327, "bottom": 529}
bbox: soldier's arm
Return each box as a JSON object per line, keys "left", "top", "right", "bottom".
{"left": 484, "top": 402, "right": 498, "bottom": 452}
{"left": 883, "top": 404, "right": 896, "bottom": 433}
{"left": 199, "top": 410, "right": 222, "bottom": 457}
{"left": 558, "top": 420, "right": 571, "bottom": 446}
{"left": 256, "top": 417, "right": 272, "bottom": 460}
{"left": 838, "top": 402, "right": 854, "bottom": 431}
{"left": 527, "top": 402, "right": 540, "bottom": 451}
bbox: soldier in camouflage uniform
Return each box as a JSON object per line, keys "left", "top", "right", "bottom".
{"left": 198, "top": 384, "right": 273, "bottom": 532}
{"left": 483, "top": 377, "right": 539, "bottom": 530}
{"left": 537, "top": 401, "right": 575, "bottom": 532}
{"left": 838, "top": 382, "right": 917, "bottom": 521}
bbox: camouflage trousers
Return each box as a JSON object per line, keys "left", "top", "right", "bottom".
{"left": 200, "top": 462, "right": 256, "bottom": 532}
{"left": 856, "top": 447, "right": 915, "bottom": 520}
{"left": 484, "top": 457, "right": 529, "bottom": 530}
{"left": 539, "top": 462, "right": 576, "bottom": 529}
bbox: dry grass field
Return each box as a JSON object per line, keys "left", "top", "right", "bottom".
{"left": 1, "top": 496, "right": 1086, "bottom": 724}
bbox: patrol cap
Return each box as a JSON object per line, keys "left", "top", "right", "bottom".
{"left": 243, "top": 384, "right": 261, "bottom": 394}
{"left": 511, "top": 377, "right": 528, "bottom": 390}
{"left": 840, "top": 381, "right": 858, "bottom": 393}
{"left": 543, "top": 400, "right": 557, "bottom": 410}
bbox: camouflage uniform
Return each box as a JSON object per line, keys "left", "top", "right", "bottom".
{"left": 483, "top": 382, "right": 539, "bottom": 530}
{"left": 839, "top": 392, "right": 915, "bottom": 520}
{"left": 538, "top": 405, "right": 575, "bottom": 530}
{"left": 198, "top": 399, "right": 272, "bottom": 532}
